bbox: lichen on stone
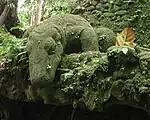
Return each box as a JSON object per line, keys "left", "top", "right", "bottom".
{"left": 1, "top": 0, "right": 150, "bottom": 112}
{"left": 73, "top": 0, "right": 150, "bottom": 48}
{"left": 58, "top": 46, "right": 150, "bottom": 110}
{"left": 26, "top": 14, "right": 99, "bottom": 103}
{"left": 94, "top": 27, "right": 116, "bottom": 52}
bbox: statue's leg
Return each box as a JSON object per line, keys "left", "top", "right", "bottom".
{"left": 66, "top": 26, "right": 99, "bottom": 52}
{"left": 79, "top": 28, "right": 99, "bottom": 52}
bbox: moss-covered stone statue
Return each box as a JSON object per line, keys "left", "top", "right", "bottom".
{"left": 26, "top": 14, "right": 99, "bottom": 101}
{"left": 94, "top": 27, "right": 116, "bottom": 52}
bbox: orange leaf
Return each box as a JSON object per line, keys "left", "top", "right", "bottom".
{"left": 115, "top": 33, "right": 125, "bottom": 46}
{"left": 115, "top": 39, "right": 123, "bottom": 46}
{"left": 120, "top": 26, "right": 135, "bottom": 43}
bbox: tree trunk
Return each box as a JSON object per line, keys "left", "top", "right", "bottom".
{"left": 34, "top": 0, "right": 44, "bottom": 25}
{"left": 0, "top": 5, "right": 10, "bottom": 26}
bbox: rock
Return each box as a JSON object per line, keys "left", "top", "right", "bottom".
{"left": 101, "top": 8, "right": 109, "bottom": 12}
{"left": 103, "top": 12, "right": 114, "bottom": 17}
{"left": 86, "top": 14, "right": 97, "bottom": 25}
{"left": 91, "top": 0, "right": 98, "bottom": 6}
{"left": 115, "top": 10, "right": 127, "bottom": 15}
{"left": 101, "top": 0, "right": 107, "bottom": 4}
{"left": 83, "top": 11, "right": 91, "bottom": 15}
{"left": 103, "top": 3, "right": 109, "bottom": 9}
{"left": 92, "top": 10, "right": 101, "bottom": 14}
{"left": 120, "top": 15, "right": 130, "bottom": 21}
{"left": 96, "top": 3, "right": 103, "bottom": 10}
{"left": 109, "top": 0, "right": 115, "bottom": 4}
{"left": 87, "top": 5, "right": 95, "bottom": 11}
{"left": 114, "top": 0, "right": 124, "bottom": 6}
{"left": 121, "top": 4, "right": 129, "bottom": 10}
{"left": 107, "top": 46, "right": 138, "bottom": 70}
{"left": 92, "top": 10, "right": 103, "bottom": 17}
{"left": 94, "top": 27, "right": 116, "bottom": 52}
{"left": 72, "top": 6, "right": 86, "bottom": 14}
{"left": 111, "top": 5, "right": 120, "bottom": 12}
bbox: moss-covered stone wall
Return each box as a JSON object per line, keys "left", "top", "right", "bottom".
{"left": 73, "top": 0, "right": 150, "bottom": 47}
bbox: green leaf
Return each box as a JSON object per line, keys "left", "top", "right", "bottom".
{"left": 122, "top": 47, "right": 128, "bottom": 55}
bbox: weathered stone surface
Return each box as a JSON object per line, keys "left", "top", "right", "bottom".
{"left": 96, "top": 3, "right": 103, "bottom": 10}
{"left": 103, "top": 3, "right": 109, "bottom": 9}
{"left": 27, "top": 14, "right": 99, "bottom": 85}
{"left": 92, "top": 10, "right": 102, "bottom": 17}
{"left": 121, "top": 3, "right": 129, "bottom": 10}
{"left": 87, "top": 6, "right": 95, "bottom": 11}
{"left": 1, "top": 1, "right": 150, "bottom": 118}
{"left": 91, "top": 0, "right": 98, "bottom": 6}
{"left": 54, "top": 46, "right": 150, "bottom": 110}
{"left": 73, "top": 0, "right": 150, "bottom": 48}
{"left": 115, "top": 10, "right": 127, "bottom": 15}
{"left": 111, "top": 5, "right": 120, "bottom": 12}
{"left": 103, "top": 12, "right": 114, "bottom": 17}
{"left": 94, "top": 27, "right": 116, "bottom": 52}
{"left": 26, "top": 14, "right": 99, "bottom": 103}
{"left": 1, "top": 44, "right": 150, "bottom": 110}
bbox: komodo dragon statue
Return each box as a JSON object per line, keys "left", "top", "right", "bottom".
{"left": 27, "top": 14, "right": 99, "bottom": 90}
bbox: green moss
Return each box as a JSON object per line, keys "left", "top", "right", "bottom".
{"left": 59, "top": 46, "right": 150, "bottom": 110}
{"left": 103, "top": 12, "right": 114, "bottom": 17}
{"left": 115, "top": 10, "right": 127, "bottom": 15}
{"left": 129, "top": 4, "right": 150, "bottom": 47}
{"left": 94, "top": 27, "right": 116, "bottom": 52}
{"left": 60, "top": 51, "right": 109, "bottom": 109}
{"left": 74, "top": 0, "right": 150, "bottom": 48}
{"left": 27, "top": 14, "right": 100, "bottom": 103}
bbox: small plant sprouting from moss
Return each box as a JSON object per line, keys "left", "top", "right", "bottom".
{"left": 0, "top": 28, "right": 27, "bottom": 59}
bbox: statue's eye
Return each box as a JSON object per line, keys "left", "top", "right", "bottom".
{"left": 44, "top": 38, "right": 56, "bottom": 55}
{"left": 99, "top": 35, "right": 106, "bottom": 40}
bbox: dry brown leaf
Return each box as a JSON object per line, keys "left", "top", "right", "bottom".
{"left": 115, "top": 33, "right": 125, "bottom": 46}
{"left": 115, "top": 26, "right": 135, "bottom": 46}
{"left": 120, "top": 26, "right": 135, "bottom": 43}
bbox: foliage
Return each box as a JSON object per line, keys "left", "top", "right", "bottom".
{"left": 50, "top": 1, "right": 72, "bottom": 15}
{"left": 60, "top": 52, "right": 108, "bottom": 110}
{"left": 43, "top": 0, "right": 73, "bottom": 19}
{"left": 16, "top": 0, "right": 74, "bottom": 28}
{"left": 0, "top": 27, "right": 27, "bottom": 59}
{"left": 17, "top": 1, "right": 31, "bottom": 29}
{"left": 1, "top": 0, "right": 150, "bottom": 110}
{"left": 18, "top": 9, "right": 30, "bottom": 29}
